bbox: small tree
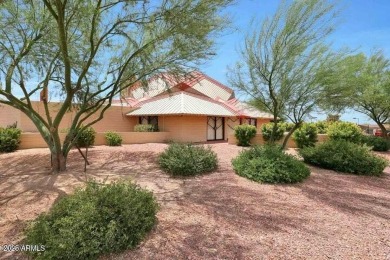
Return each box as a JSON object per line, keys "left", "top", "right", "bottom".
{"left": 228, "top": 0, "right": 340, "bottom": 149}
{"left": 0, "top": 0, "right": 232, "bottom": 172}
{"left": 321, "top": 52, "right": 390, "bottom": 138}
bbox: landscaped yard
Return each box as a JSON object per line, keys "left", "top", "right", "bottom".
{"left": 0, "top": 143, "right": 389, "bottom": 259}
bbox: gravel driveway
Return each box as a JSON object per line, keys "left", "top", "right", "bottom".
{"left": 0, "top": 143, "right": 389, "bottom": 259}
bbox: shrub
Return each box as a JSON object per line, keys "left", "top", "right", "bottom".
{"left": 105, "top": 131, "right": 122, "bottom": 146}
{"left": 134, "top": 124, "right": 158, "bottom": 132}
{"left": 232, "top": 145, "right": 310, "bottom": 184}
{"left": 261, "top": 123, "right": 285, "bottom": 142}
{"left": 293, "top": 123, "right": 318, "bottom": 148}
{"left": 315, "top": 121, "right": 332, "bottom": 134}
{"left": 159, "top": 143, "right": 218, "bottom": 176}
{"left": 75, "top": 127, "right": 96, "bottom": 147}
{"left": 361, "top": 135, "right": 390, "bottom": 151}
{"left": 234, "top": 124, "right": 257, "bottom": 146}
{"left": 279, "top": 121, "right": 295, "bottom": 132}
{"left": 0, "top": 126, "right": 22, "bottom": 152}
{"left": 299, "top": 140, "right": 388, "bottom": 176}
{"left": 327, "top": 121, "right": 363, "bottom": 143}
{"left": 25, "top": 181, "right": 158, "bottom": 260}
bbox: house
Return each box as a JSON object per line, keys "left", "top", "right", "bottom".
{"left": 0, "top": 72, "right": 272, "bottom": 147}
{"left": 113, "top": 71, "right": 273, "bottom": 142}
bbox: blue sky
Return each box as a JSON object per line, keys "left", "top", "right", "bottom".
{"left": 199, "top": 0, "right": 390, "bottom": 123}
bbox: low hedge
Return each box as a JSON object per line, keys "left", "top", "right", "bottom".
{"left": 0, "top": 126, "right": 22, "bottom": 152}
{"left": 75, "top": 127, "right": 96, "bottom": 147}
{"left": 234, "top": 124, "right": 257, "bottom": 146}
{"left": 261, "top": 123, "right": 285, "bottom": 142}
{"left": 360, "top": 135, "right": 390, "bottom": 151}
{"left": 134, "top": 124, "right": 158, "bottom": 132}
{"left": 293, "top": 123, "right": 318, "bottom": 148}
{"left": 105, "top": 131, "right": 122, "bottom": 146}
{"left": 25, "top": 181, "right": 158, "bottom": 260}
{"left": 327, "top": 121, "right": 363, "bottom": 143}
{"left": 159, "top": 143, "right": 218, "bottom": 176}
{"left": 299, "top": 140, "right": 388, "bottom": 176}
{"left": 232, "top": 145, "right": 310, "bottom": 184}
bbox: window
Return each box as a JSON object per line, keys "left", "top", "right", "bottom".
{"left": 240, "top": 118, "right": 257, "bottom": 127}
{"left": 139, "top": 116, "right": 158, "bottom": 129}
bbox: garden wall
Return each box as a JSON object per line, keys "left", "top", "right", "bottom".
{"left": 227, "top": 133, "right": 328, "bottom": 148}
{"left": 19, "top": 132, "right": 171, "bottom": 149}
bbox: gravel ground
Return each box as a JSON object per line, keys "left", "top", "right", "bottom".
{"left": 0, "top": 143, "right": 389, "bottom": 260}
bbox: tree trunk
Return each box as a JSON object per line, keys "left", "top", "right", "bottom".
{"left": 51, "top": 152, "right": 67, "bottom": 172}
{"left": 281, "top": 123, "right": 301, "bottom": 150}
{"left": 376, "top": 122, "right": 389, "bottom": 139}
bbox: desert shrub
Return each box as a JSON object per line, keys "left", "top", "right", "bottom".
{"left": 261, "top": 123, "right": 285, "bottom": 142}
{"left": 315, "top": 121, "right": 332, "bottom": 134}
{"left": 75, "top": 127, "right": 96, "bottom": 147}
{"left": 299, "top": 140, "right": 388, "bottom": 176}
{"left": 159, "top": 143, "right": 218, "bottom": 176}
{"left": 0, "top": 126, "right": 22, "bottom": 152}
{"left": 105, "top": 131, "right": 122, "bottom": 146}
{"left": 25, "top": 181, "right": 158, "bottom": 260}
{"left": 361, "top": 135, "right": 390, "bottom": 151}
{"left": 279, "top": 121, "right": 295, "bottom": 132}
{"left": 232, "top": 145, "right": 310, "bottom": 184}
{"left": 293, "top": 123, "right": 318, "bottom": 148}
{"left": 327, "top": 121, "right": 363, "bottom": 143}
{"left": 234, "top": 124, "right": 257, "bottom": 146}
{"left": 134, "top": 124, "right": 158, "bottom": 132}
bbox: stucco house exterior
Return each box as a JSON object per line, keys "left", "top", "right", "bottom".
{"left": 113, "top": 71, "right": 273, "bottom": 142}
{"left": 0, "top": 72, "right": 272, "bottom": 147}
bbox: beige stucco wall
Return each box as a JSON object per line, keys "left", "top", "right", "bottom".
{"left": 228, "top": 133, "right": 329, "bottom": 148}
{"left": 0, "top": 102, "right": 137, "bottom": 132}
{"left": 19, "top": 132, "right": 171, "bottom": 149}
{"left": 158, "top": 115, "right": 207, "bottom": 142}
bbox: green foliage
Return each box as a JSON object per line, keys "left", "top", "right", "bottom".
{"left": 232, "top": 145, "right": 310, "bottom": 184}
{"left": 315, "top": 121, "right": 332, "bottom": 134}
{"left": 25, "top": 181, "right": 158, "bottom": 260}
{"left": 261, "top": 123, "right": 285, "bottom": 142}
{"left": 279, "top": 122, "right": 295, "bottom": 132}
{"left": 299, "top": 140, "right": 388, "bottom": 176}
{"left": 0, "top": 126, "right": 22, "bottom": 152}
{"left": 105, "top": 132, "right": 123, "bottom": 146}
{"left": 327, "top": 121, "right": 363, "bottom": 143}
{"left": 360, "top": 135, "right": 390, "bottom": 151}
{"left": 134, "top": 124, "right": 158, "bottom": 132}
{"left": 159, "top": 143, "right": 218, "bottom": 176}
{"left": 234, "top": 124, "right": 257, "bottom": 146}
{"left": 293, "top": 123, "right": 318, "bottom": 148}
{"left": 75, "top": 127, "right": 96, "bottom": 147}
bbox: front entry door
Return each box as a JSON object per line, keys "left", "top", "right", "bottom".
{"left": 207, "top": 117, "right": 224, "bottom": 141}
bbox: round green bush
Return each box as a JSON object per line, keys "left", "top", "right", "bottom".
{"left": 360, "top": 135, "right": 390, "bottom": 151}
{"left": 299, "top": 140, "right": 388, "bottom": 176}
{"left": 75, "top": 127, "right": 96, "bottom": 147}
{"left": 159, "top": 143, "right": 218, "bottom": 176}
{"left": 25, "top": 181, "right": 158, "bottom": 260}
{"left": 105, "top": 131, "right": 123, "bottom": 146}
{"left": 261, "top": 123, "right": 285, "bottom": 142}
{"left": 232, "top": 145, "right": 310, "bottom": 184}
{"left": 293, "top": 123, "right": 318, "bottom": 148}
{"left": 315, "top": 121, "right": 332, "bottom": 134}
{"left": 134, "top": 124, "right": 158, "bottom": 132}
{"left": 327, "top": 121, "right": 363, "bottom": 143}
{"left": 279, "top": 121, "right": 295, "bottom": 132}
{"left": 0, "top": 126, "right": 22, "bottom": 152}
{"left": 234, "top": 124, "right": 257, "bottom": 146}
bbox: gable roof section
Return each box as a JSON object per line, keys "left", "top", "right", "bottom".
{"left": 127, "top": 71, "right": 234, "bottom": 101}
{"left": 126, "top": 91, "right": 236, "bottom": 117}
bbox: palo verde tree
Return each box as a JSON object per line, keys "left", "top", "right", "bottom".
{"left": 0, "top": 0, "right": 232, "bottom": 172}
{"left": 321, "top": 51, "right": 390, "bottom": 138}
{"left": 228, "top": 0, "right": 340, "bottom": 148}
